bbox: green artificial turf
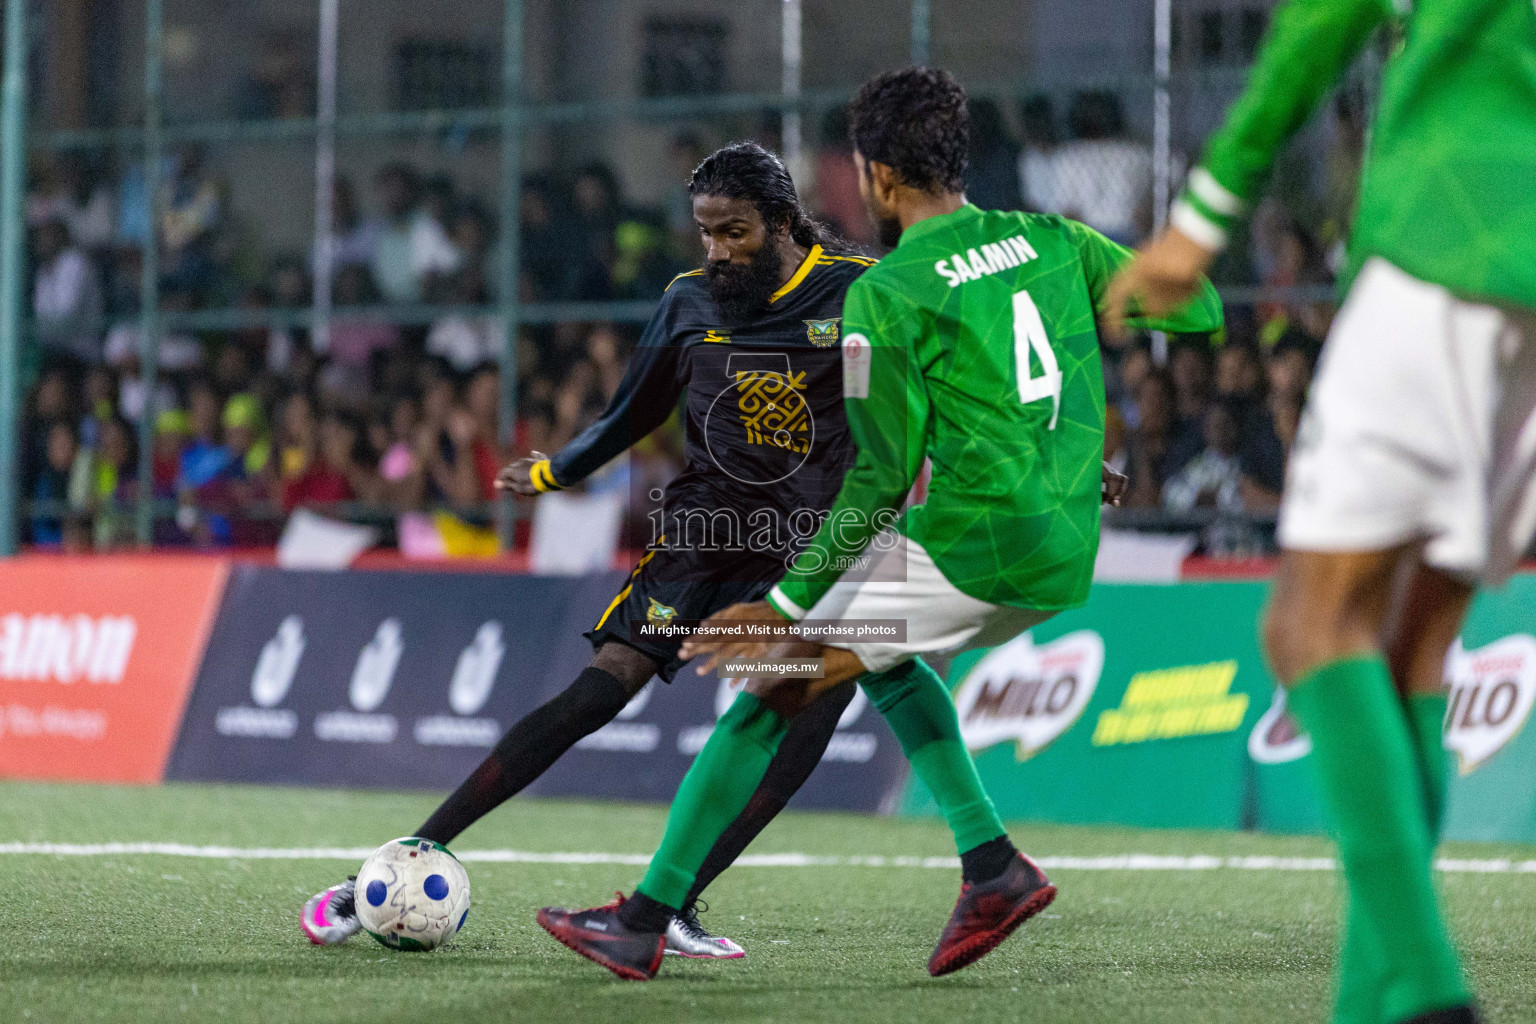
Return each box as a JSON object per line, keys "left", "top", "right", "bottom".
{"left": 1, "top": 781, "right": 1533, "bottom": 1023}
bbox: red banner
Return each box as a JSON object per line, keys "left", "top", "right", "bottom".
{"left": 0, "top": 556, "right": 229, "bottom": 783}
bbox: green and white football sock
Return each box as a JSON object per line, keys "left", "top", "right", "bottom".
{"left": 1287, "top": 657, "right": 1469, "bottom": 1023}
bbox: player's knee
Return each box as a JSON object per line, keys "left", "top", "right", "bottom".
{"left": 590, "top": 642, "right": 659, "bottom": 696}
{"left": 1262, "top": 582, "right": 1369, "bottom": 685}
{"left": 1260, "top": 596, "right": 1304, "bottom": 684}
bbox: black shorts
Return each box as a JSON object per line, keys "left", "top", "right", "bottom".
{"left": 583, "top": 545, "right": 782, "bottom": 682}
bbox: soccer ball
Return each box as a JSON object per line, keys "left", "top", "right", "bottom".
{"left": 354, "top": 837, "right": 471, "bottom": 951}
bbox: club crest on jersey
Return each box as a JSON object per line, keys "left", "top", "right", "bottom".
{"left": 702, "top": 329, "right": 731, "bottom": 344}
{"left": 646, "top": 599, "right": 678, "bottom": 625}
{"left": 804, "top": 318, "right": 841, "bottom": 347}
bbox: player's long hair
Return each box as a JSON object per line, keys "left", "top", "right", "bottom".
{"left": 688, "top": 142, "right": 851, "bottom": 253}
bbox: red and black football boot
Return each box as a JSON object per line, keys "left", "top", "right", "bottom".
{"left": 927, "top": 853, "right": 1057, "bottom": 977}
{"left": 537, "top": 894, "right": 666, "bottom": 981}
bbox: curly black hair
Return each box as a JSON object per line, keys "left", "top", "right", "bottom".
{"left": 848, "top": 66, "right": 970, "bottom": 195}
{"left": 687, "top": 141, "right": 836, "bottom": 249}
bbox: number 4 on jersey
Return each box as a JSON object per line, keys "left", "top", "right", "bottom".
{"left": 1012, "top": 290, "right": 1061, "bottom": 429}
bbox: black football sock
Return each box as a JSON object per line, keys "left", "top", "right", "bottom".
{"left": 683, "top": 680, "right": 856, "bottom": 907}
{"left": 959, "top": 834, "right": 1019, "bottom": 884}
{"left": 617, "top": 891, "right": 676, "bottom": 933}
{"left": 416, "top": 667, "right": 635, "bottom": 845}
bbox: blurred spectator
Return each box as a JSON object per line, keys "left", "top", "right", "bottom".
{"left": 1214, "top": 341, "right": 1266, "bottom": 452}
{"left": 815, "top": 107, "right": 872, "bottom": 244}
{"left": 177, "top": 380, "right": 234, "bottom": 491}
{"left": 1240, "top": 334, "right": 1318, "bottom": 509}
{"left": 1166, "top": 342, "right": 1214, "bottom": 475}
{"left": 28, "top": 154, "right": 114, "bottom": 251}
{"left": 236, "top": 30, "right": 315, "bottom": 119}
{"left": 223, "top": 393, "right": 272, "bottom": 482}
{"left": 1163, "top": 400, "right": 1245, "bottom": 514}
{"left": 1253, "top": 206, "right": 1333, "bottom": 345}
{"left": 377, "top": 396, "right": 424, "bottom": 509}
{"left": 519, "top": 175, "right": 568, "bottom": 301}
{"left": 1124, "top": 369, "right": 1176, "bottom": 508}
{"left": 427, "top": 271, "right": 505, "bottom": 372}
{"left": 1016, "top": 94, "right": 1059, "bottom": 214}
{"left": 567, "top": 163, "right": 623, "bottom": 299}
{"left": 368, "top": 164, "right": 459, "bottom": 304}
{"left": 81, "top": 415, "right": 137, "bottom": 549}
{"left": 277, "top": 391, "right": 318, "bottom": 484}
{"left": 104, "top": 245, "right": 143, "bottom": 317}
{"left": 160, "top": 146, "right": 224, "bottom": 291}
{"left": 30, "top": 419, "right": 84, "bottom": 546}
{"left": 586, "top": 326, "right": 626, "bottom": 401}
{"left": 1049, "top": 91, "right": 1152, "bottom": 244}
{"left": 283, "top": 412, "right": 379, "bottom": 511}
{"left": 663, "top": 133, "right": 709, "bottom": 250}
{"left": 1114, "top": 345, "right": 1153, "bottom": 431}
{"left": 32, "top": 219, "right": 104, "bottom": 364}
{"left": 152, "top": 409, "right": 190, "bottom": 499}
{"left": 449, "top": 203, "right": 494, "bottom": 284}
{"left": 1215, "top": 342, "right": 1264, "bottom": 406}
{"left": 613, "top": 209, "right": 684, "bottom": 299}
{"left": 464, "top": 365, "right": 503, "bottom": 496}
{"left": 79, "top": 365, "right": 116, "bottom": 450}
{"left": 315, "top": 178, "right": 375, "bottom": 280}
{"left": 328, "top": 264, "right": 401, "bottom": 370}
{"left": 966, "top": 99, "right": 1023, "bottom": 212}
{"left": 259, "top": 255, "right": 312, "bottom": 374}
{"left": 104, "top": 289, "right": 203, "bottom": 378}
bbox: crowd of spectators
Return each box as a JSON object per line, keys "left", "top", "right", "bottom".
{"left": 17, "top": 87, "right": 1350, "bottom": 554}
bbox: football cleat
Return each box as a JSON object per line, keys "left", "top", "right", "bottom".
{"left": 664, "top": 900, "right": 745, "bottom": 959}
{"left": 300, "top": 877, "right": 360, "bottom": 946}
{"left": 1400, "top": 1008, "right": 1482, "bottom": 1024}
{"left": 928, "top": 853, "right": 1057, "bottom": 977}
{"left": 538, "top": 894, "right": 666, "bottom": 981}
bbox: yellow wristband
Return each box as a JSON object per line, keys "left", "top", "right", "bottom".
{"left": 530, "top": 459, "right": 562, "bottom": 493}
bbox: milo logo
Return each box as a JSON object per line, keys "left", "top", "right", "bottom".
{"left": 1248, "top": 687, "right": 1311, "bottom": 765}
{"left": 1247, "top": 634, "right": 1536, "bottom": 774}
{"left": 952, "top": 630, "right": 1104, "bottom": 759}
{"left": 1444, "top": 635, "right": 1536, "bottom": 776}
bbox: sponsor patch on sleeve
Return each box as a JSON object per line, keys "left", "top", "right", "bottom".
{"left": 842, "top": 332, "right": 871, "bottom": 399}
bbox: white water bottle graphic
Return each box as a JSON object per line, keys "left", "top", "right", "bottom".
{"left": 350, "top": 618, "right": 404, "bottom": 712}
{"left": 251, "top": 615, "right": 305, "bottom": 708}
{"left": 448, "top": 622, "right": 505, "bottom": 716}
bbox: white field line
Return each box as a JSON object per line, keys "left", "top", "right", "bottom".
{"left": 0, "top": 842, "right": 1533, "bottom": 875}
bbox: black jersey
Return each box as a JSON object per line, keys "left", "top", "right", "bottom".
{"left": 549, "top": 244, "right": 875, "bottom": 571}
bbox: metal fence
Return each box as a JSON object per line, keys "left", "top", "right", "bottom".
{"left": 0, "top": 0, "right": 1372, "bottom": 556}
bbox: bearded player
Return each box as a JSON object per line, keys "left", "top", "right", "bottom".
{"left": 535, "top": 66, "right": 1221, "bottom": 981}
{"left": 302, "top": 142, "right": 889, "bottom": 958}
{"left": 1105, "top": 2, "right": 1536, "bottom": 1022}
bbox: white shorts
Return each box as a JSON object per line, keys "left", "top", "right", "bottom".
{"left": 1279, "top": 258, "right": 1536, "bottom": 585}
{"left": 797, "top": 530, "right": 1053, "bottom": 672}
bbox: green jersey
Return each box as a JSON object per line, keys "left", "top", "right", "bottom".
{"left": 1175, "top": 0, "right": 1536, "bottom": 309}
{"left": 766, "top": 205, "right": 1222, "bottom": 619}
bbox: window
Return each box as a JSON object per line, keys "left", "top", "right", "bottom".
{"left": 393, "top": 39, "right": 495, "bottom": 112}
{"left": 640, "top": 19, "right": 727, "bottom": 98}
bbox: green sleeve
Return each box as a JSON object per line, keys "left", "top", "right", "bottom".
{"left": 1069, "top": 218, "right": 1224, "bottom": 334}
{"left": 767, "top": 279, "right": 930, "bottom": 620}
{"left": 1173, "top": 0, "right": 1390, "bottom": 249}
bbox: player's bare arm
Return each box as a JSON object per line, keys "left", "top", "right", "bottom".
{"left": 1101, "top": 225, "right": 1215, "bottom": 339}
